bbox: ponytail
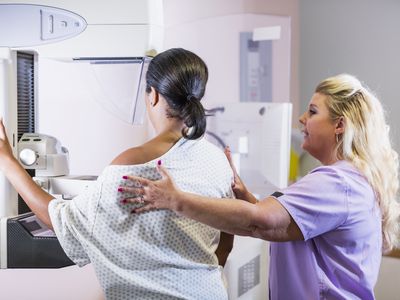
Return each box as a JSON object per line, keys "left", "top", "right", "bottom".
{"left": 180, "top": 96, "right": 206, "bottom": 139}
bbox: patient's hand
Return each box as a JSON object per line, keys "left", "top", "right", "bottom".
{"left": 385, "top": 248, "right": 400, "bottom": 258}
{"left": 224, "top": 146, "right": 257, "bottom": 204}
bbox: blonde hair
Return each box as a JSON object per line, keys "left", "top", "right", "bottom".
{"left": 316, "top": 74, "right": 400, "bottom": 251}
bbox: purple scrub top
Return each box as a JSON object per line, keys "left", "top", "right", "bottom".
{"left": 270, "top": 160, "right": 381, "bottom": 300}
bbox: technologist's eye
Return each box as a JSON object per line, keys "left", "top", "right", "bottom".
{"left": 308, "top": 109, "right": 316, "bottom": 115}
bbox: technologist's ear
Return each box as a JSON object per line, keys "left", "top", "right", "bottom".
{"left": 149, "top": 87, "right": 159, "bottom": 107}
{"left": 335, "top": 116, "right": 345, "bottom": 135}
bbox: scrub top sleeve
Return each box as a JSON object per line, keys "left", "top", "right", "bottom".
{"left": 273, "top": 166, "right": 349, "bottom": 241}
{"left": 48, "top": 181, "right": 103, "bottom": 267}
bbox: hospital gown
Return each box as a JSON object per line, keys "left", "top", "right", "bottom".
{"left": 48, "top": 138, "right": 233, "bottom": 300}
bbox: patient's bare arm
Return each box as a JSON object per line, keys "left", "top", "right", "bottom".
{"left": 0, "top": 119, "right": 54, "bottom": 229}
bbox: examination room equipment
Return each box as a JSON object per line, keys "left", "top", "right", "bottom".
{"left": 0, "top": 46, "right": 152, "bottom": 268}
{"left": 0, "top": 0, "right": 162, "bottom": 271}
{"left": 1, "top": 133, "right": 97, "bottom": 268}
{"left": 1, "top": 133, "right": 72, "bottom": 269}
{"left": 206, "top": 102, "right": 292, "bottom": 300}
{"left": 0, "top": 1, "right": 293, "bottom": 299}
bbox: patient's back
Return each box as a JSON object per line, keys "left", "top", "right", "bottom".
{"left": 49, "top": 137, "right": 233, "bottom": 300}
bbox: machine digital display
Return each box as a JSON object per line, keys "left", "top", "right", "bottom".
{"left": 19, "top": 214, "right": 56, "bottom": 238}
{"left": 20, "top": 219, "right": 41, "bottom": 232}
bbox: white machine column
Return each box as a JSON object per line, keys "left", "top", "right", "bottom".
{"left": 0, "top": 48, "right": 18, "bottom": 218}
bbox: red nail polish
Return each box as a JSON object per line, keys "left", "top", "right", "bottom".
{"left": 157, "top": 160, "right": 162, "bottom": 166}
{"left": 118, "top": 187, "right": 123, "bottom": 192}
{"left": 121, "top": 199, "right": 127, "bottom": 204}
{"left": 131, "top": 209, "right": 136, "bottom": 214}
{"left": 122, "top": 176, "right": 128, "bottom": 179}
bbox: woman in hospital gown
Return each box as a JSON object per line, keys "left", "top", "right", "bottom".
{"left": 0, "top": 48, "right": 234, "bottom": 299}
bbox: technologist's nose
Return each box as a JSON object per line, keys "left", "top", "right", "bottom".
{"left": 299, "top": 112, "right": 306, "bottom": 125}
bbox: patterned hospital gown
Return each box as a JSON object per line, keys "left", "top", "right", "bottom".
{"left": 48, "top": 138, "right": 234, "bottom": 300}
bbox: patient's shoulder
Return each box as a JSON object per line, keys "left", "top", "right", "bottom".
{"left": 110, "top": 146, "right": 148, "bottom": 166}
{"left": 110, "top": 137, "right": 181, "bottom": 166}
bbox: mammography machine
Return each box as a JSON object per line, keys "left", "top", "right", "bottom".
{"left": 207, "top": 102, "right": 292, "bottom": 300}
{"left": 0, "top": 0, "right": 163, "bottom": 269}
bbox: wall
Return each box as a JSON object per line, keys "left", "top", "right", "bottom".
{"left": 299, "top": 1, "right": 400, "bottom": 298}
{"left": 300, "top": 0, "right": 400, "bottom": 154}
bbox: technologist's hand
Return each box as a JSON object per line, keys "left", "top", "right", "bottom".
{"left": 224, "top": 146, "right": 257, "bottom": 204}
{"left": 119, "top": 162, "right": 182, "bottom": 213}
{"left": 0, "top": 118, "right": 17, "bottom": 170}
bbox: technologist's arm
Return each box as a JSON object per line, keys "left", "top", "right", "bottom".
{"left": 121, "top": 166, "right": 303, "bottom": 242}
{"left": 167, "top": 191, "right": 302, "bottom": 242}
{"left": 0, "top": 119, "right": 54, "bottom": 229}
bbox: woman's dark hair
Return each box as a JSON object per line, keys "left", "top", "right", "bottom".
{"left": 145, "top": 48, "right": 208, "bottom": 139}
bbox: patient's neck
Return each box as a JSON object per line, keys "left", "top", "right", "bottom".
{"left": 153, "top": 117, "right": 185, "bottom": 141}
{"left": 153, "top": 119, "right": 184, "bottom": 144}
{"left": 156, "top": 130, "right": 182, "bottom": 145}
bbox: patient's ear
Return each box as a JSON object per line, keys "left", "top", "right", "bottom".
{"left": 149, "top": 87, "right": 159, "bottom": 107}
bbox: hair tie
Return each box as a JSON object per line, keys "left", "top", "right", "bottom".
{"left": 186, "top": 94, "right": 197, "bottom": 102}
